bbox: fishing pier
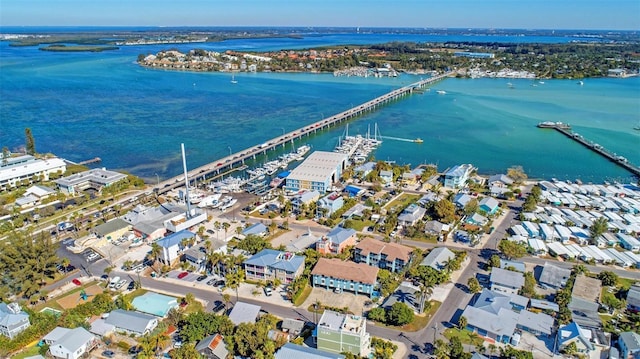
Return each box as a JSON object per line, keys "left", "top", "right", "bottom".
{"left": 538, "top": 122, "right": 640, "bottom": 177}
{"left": 155, "top": 72, "right": 452, "bottom": 194}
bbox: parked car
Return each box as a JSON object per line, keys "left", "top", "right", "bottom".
{"left": 127, "top": 281, "right": 136, "bottom": 290}
{"left": 196, "top": 275, "right": 208, "bottom": 282}
{"left": 115, "top": 279, "right": 127, "bottom": 289}
{"left": 177, "top": 271, "right": 189, "bottom": 279}
{"left": 264, "top": 286, "right": 273, "bottom": 296}
{"left": 102, "top": 350, "right": 115, "bottom": 358}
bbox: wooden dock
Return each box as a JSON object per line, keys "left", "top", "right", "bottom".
{"left": 538, "top": 122, "right": 640, "bottom": 177}
{"left": 78, "top": 157, "right": 102, "bottom": 165}
{"left": 154, "top": 72, "right": 453, "bottom": 194}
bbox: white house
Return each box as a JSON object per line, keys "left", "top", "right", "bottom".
{"left": 0, "top": 302, "right": 30, "bottom": 339}
{"left": 44, "top": 327, "right": 98, "bottom": 359}
{"left": 156, "top": 230, "right": 196, "bottom": 264}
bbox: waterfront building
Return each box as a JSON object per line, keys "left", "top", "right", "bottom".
{"left": 454, "top": 51, "right": 495, "bottom": 59}
{"left": 285, "top": 151, "right": 348, "bottom": 193}
{"left": 316, "top": 310, "right": 371, "bottom": 356}
{"left": 353, "top": 238, "right": 414, "bottom": 273}
{"left": 444, "top": 164, "right": 474, "bottom": 189}
{"left": 0, "top": 155, "right": 66, "bottom": 191}
{"left": 316, "top": 226, "right": 357, "bottom": 255}
{"left": 243, "top": 249, "right": 305, "bottom": 284}
{"left": 317, "top": 192, "right": 344, "bottom": 217}
{"left": 156, "top": 230, "right": 196, "bottom": 265}
{"left": 44, "top": 327, "right": 98, "bottom": 359}
{"left": 0, "top": 303, "right": 30, "bottom": 339}
{"left": 55, "top": 168, "right": 126, "bottom": 195}
{"left": 379, "top": 170, "right": 393, "bottom": 184}
{"left": 311, "top": 258, "right": 378, "bottom": 297}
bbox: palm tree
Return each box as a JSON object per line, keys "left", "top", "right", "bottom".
{"left": 222, "top": 222, "right": 231, "bottom": 238}
{"left": 222, "top": 293, "right": 231, "bottom": 309}
{"left": 418, "top": 284, "right": 433, "bottom": 313}
{"left": 235, "top": 226, "right": 243, "bottom": 236}
{"left": 152, "top": 332, "right": 171, "bottom": 356}
{"left": 149, "top": 242, "right": 162, "bottom": 264}
{"left": 116, "top": 294, "right": 133, "bottom": 310}
{"left": 207, "top": 252, "right": 224, "bottom": 275}
{"left": 225, "top": 269, "right": 244, "bottom": 302}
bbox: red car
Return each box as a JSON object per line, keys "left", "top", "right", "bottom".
{"left": 177, "top": 272, "right": 189, "bottom": 279}
{"left": 72, "top": 278, "right": 82, "bottom": 286}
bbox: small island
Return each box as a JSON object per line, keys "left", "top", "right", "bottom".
{"left": 39, "top": 45, "right": 119, "bottom": 52}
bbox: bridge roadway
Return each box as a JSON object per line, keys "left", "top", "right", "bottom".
{"left": 156, "top": 72, "right": 453, "bottom": 194}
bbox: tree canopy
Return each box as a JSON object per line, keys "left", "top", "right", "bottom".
{"left": 498, "top": 240, "right": 528, "bottom": 259}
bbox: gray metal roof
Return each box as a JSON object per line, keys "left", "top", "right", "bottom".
{"left": 228, "top": 302, "right": 261, "bottom": 325}
{"left": 420, "top": 247, "right": 455, "bottom": 270}
{"left": 275, "top": 343, "right": 345, "bottom": 359}
{"left": 499, "top": 259, "right": 526, "bottom": 273}
{"left": 105, "top": 309, "right": 157, "bottom": 334}
{"left": 243, "top": 249, "right": 305, "bottom": 274}
{"left": 93, "top": 218, "right": 131, "bottom": 238}
{"left": 568, "top": 297, "right": 601, "bottom": 329}
{"left": 47, "top": 327, "right": 95, "bottom": 354}
{"left": 0, "top": 303, "right": 29, "bottom": 329}
{"left": 325, "top": 226, "right": 356, "bottom": 245}
{"left": 490, "top": 267, "right": 525, "bottom": 288}
{"left": 619, "top": 331, "right": 640, "bottom": 351}
{"left": 195, "top": 333, "right": 229, "bottom": 359}
{"left": 626, "top": 285, "right": 640, "bottom": 309}
{"left": 281, "top": 318, "right": 305, "bottom": 335}
{"left": 242, "top": 223, "right": 268, "bottom": 236}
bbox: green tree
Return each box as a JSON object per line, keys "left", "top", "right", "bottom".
{"left": 434, "top": 199, "right": 456, "bottom": 223}
{"left": 520, "top": 272, "right": 536, "bottom": 298}
{"left": 1, "top": 146, "right": 9, "bottom": 166}
{"left": 225, "top": 269, "right": 245, "bottom": 302}
{"left": 463, "top": 198, "right": 479, "bottom": 216}
{"left": 522, "top": 195, "right": 537, "bottom": 212}
{"left": 488, "top": 254, "right": 501, "bottom": 268}
{"left": 434, "top": 339, "right": 450, "bottom": 359}
{"left": 25, "top": 128, "right": 36, "bottom": 155}
{"left": 450, "top": 337, "right": 470, "bottom": 359}
{"left": 115, "top": 294, "right": 133, "bottom": 310}
{"left": 457, "top": 315, "right": 468, "bottom": 330}
{"left": 467, "top": 277, "right": 482, "bottom": 294}
{"left": 236, "top": 234, "right": 271, "bottom": 254}
{"left": 598, "top": 271, "right": 618, "bottom": 287}
{"left": 386, "top": 302, "right": 414, "bottom": 326}
{"left": 498, "top": 240, "right": 528, "bottom": 259}
{"left": 367, "top": 307, "right": 387, "bottom": 322}
{"left": 507, "top": 165, "right": 527, "bottom": 183}
{"left": 589, "top": 217, "right": 609, "bottom": 244}
{"left": 169, "top": 343, "right": 201, "bottom": 359}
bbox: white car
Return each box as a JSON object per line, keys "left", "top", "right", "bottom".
{"left": 115, "top": 279, "right": 127, "bottom": 290}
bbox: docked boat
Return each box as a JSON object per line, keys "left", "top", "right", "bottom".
{"left": 198, "top": 194, "right": 222, "bottom": 208}
{"left": 270, "top": 177, "right": 284, "bottom": 188}
{"left": 231, "top": 74, "right": 238, "bottom": 84}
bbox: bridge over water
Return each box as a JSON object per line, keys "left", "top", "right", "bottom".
{"left": 156, "top": 72, "right": 453, "bottom": 194}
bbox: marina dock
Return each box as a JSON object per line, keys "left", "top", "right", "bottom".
{"left": 538, "top": 122, "right": 640, "bottom": 177}
{"left": 155, "top": 72, "right": 452, "bottom": 194}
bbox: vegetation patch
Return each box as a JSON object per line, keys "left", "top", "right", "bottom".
{"left": 443, "top": 327, "right": 484, "bottom": 347}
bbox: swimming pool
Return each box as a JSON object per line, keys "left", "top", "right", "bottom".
{"left": 39, "top": 307, "right": 62, "bottom": 317}
{"left": 132, "top": 292, "right": 178, "bottom": 317}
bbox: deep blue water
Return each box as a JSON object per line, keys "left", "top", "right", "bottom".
{"left": 1, "top": 33, "right": 639, "bottom": 183}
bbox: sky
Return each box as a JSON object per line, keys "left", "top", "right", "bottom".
{"left": 1, "top": 0, "right": 639, "bottom": 30}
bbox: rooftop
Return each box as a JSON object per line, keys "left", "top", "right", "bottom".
{"left": 324, "top": 226, "right": 356, "bottom": 245}
{"left": 105, "top": 309, "right": 157, "bottom": 334}
{"left": 243, "top": 249, "right": 305, "bottom": 273}
{"left": 55, "top": 168, "right": 126, "bottom": 187}
{"left": 288, "top": 151, "right": 348, "bottom": 182}
{"left": 156, "top": 230, "right": 195, "bottom": 249}
{"left": 228, "top": 302, "right": 261, "bottom": 325}
{"left": 311, "top": 258, "right": 378, "bottom": 285}
{"left": 490, "top": 267, "right": 525, "bottom": 288}
{"left": 538, "top": 262, "right": 571, "bottom": 288}
{"left": 355, "top": 238, "right": 413, "bottom": 262}
{"left": 572, "top": 274, "right": 601, "bottom": 302}
{"left": 420, "top": 247, "right": 455, "bottom": 270}
{"left": 318, "top": 310, "right": 365, "bottom": 334}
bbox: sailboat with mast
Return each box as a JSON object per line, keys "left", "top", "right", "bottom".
{"left": 231, "top": 74, "right": 238, "bottom": 84}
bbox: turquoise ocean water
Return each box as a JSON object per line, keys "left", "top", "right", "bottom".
{"left": 1, "top": 33, "right": 639, "bottom": 183}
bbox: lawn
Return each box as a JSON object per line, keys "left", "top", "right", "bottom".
{"left": 401, "top": 301, "right": 441, "bottom": 332}
{"left": 384, "top": 193, "right": 419, "bottom": 213}
{"left": 346, "top": 219, "right": 375, "bottom": 231}
{"left": 444, "top": 328, "right": 485, "bottom": 347}
{"left": 12, "top": 345, "right": 41, "bottom": 359}
{"left": 294, "top": 284, "right": 312, "bottom": 307}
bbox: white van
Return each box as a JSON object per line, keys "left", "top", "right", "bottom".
{"left": 108, "top": 276, "right": 120, "bottom": 289}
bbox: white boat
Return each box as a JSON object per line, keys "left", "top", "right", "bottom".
{"left": 198, "top": 194, "right": 222, "bottom": 208}
{"left": 296, "top": 144, "right": 311, "bottom": 156}
{"left": 436, "top": 90, "right": 446, "bottom": 95}
{"left": 220, "top": 198, "right": 237, "bottom": 211}
{"left": 231, "top": 74, "right": 238, "bottom": 84}
{"left": 578, "top": 80, "right": 584, "bottom": 86}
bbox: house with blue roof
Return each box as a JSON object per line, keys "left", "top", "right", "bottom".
{"left": 454, "top": 193, "right": 474, "bottom": 209}
{"left": 156, "top": 230, "right": 196, "bottom": 265}
{"left": 316, "top": 226, "right": 357, "bottom": 255}
{"left": 479, "top": 197, "right": 500, "bottom": 214}
{"left": 242, "top": 223, "right": 268, "bottom": 237}
{"left": 243, "top": 249, "right": 305, "bottom": 284}
{"left": 444, "top": 164, "right": 474, "bottom": 189}
{"left": 354, "top": 162, "right": 376, "bottom": 179}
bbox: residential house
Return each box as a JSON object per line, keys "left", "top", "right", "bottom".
{"left": 88, "top": 318, "right": 115, "bottom": 338}
{"left": 311, "top": 258, "right": 378, "bottom": 297}
{"left": 424, "top": 220, "right": 450, "bottom": 241}
{"left": 243, "top": 249, "right": 305, "bottom": 284}
{"left": 397, "top": 204, "right": 426, "bottom": 227}
{"left": 420, "top": 247, "right": 455, "bottom": 271}
{"left": 93, "top": 218, "right": 131, "bottom": 242}
{"left": 316, "top": 227, "right": 357, "bottom": 255}
{"left": 228, "top": 302, "right": 261, "bottom": 325}
{"left": 569, "top": 275, "right": 603, "bottom": 329}
{"left": 626, "top": 285, "right": 640, "bottom": 313}
{"left": 618, "top": 233, "right": 640, "bottom": 252}
{"left": 353, "top": 238, "right": 414, "bottom": 273}
{"left": 286, "top": 228, "right": 319, "bottom": 253}
{"left": 379, "top": 170, "right": 393, "bottom": 184}
{"left": 0, "top": 155, "right": 66, "bottom": 191}
{"left": 55, "top": 168, "right": 127, "bottom": 195}
{"left": 382, "top": 281, "right": 420, "bottom": 312}
{"left": 318, "top": 192, "right": 344, "bottom": 217}
{"left": 156, "top": 230, "right": 196, "bottom": 265}
{"left": 454, "top": 193, "right": 474, "bottom": 209}
{"left": 454, "top": 230, "right": 472, "bottom": 243}
{"left": 490, "top": 267, "right": 525, "bottom": 294}
{"left": 104, "top": 309, "right": 158, "bottom": 336}
{"left": 196, "top": 334, "right": 229, "bottom": 359}
{"left": 557, "top": 322, "right": 595, "bottom": 354}
{"left": 401, "top": 172, "right": 418, "bottom": 185}
{"left": 488, "top": 174, "right": 514, "bottom": 188}
{"left": 316, "top": 310, "right": 370, "bottom": 356}
{"left": 354, "top": 162, "right": 376, "bottom": 179}
{"left": 184, "top": 239, "right": 226, "bottom": 272}
{"left": 275, "top": 342, "right": 345, "bottom": 359}
{"left": 538, "top": 262, "right": 572, "bottom": 289}
{"left": 479, "top": 197, "right": 500, "bottom": 215}
{"left": 281, "top": 318, "right": 306, "bottom": 338}
{"left": 44, "top": 327, "right": 98, "bottom": 359}
{"left": 242, "top": 223, "right": 268, "bottom": 237}
{"left": 0, "top": 302, "right": 30, "bottom": 339}
{"left": 443, "top": 164, "right": 474, "bottom": 189}
{"left": 618, "top": 331, "right": 640, "bottom": 359}
{"left": 462, "top": 289, "right": 552, "bottom": 344}
{"left": 499, "top": 259, "right": 526, "bottom": 273}
{"left": 291, "top": 190, "right": 320, "bottom": 214}
{"left": 466, "top": 213, "right": 488, "bottom": 226}
{"left": 15, "top": 185, "right": 55, "bottom": 208}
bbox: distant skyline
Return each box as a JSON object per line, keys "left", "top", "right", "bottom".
{"left": 1, "top": 0, "right": 639, "bottom": 31}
